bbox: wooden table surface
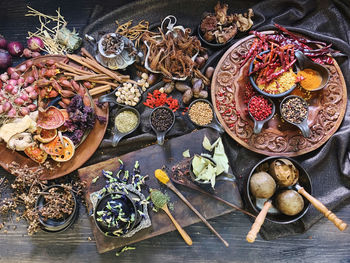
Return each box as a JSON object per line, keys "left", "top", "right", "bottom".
{"left": 1, "top": 1, "right": 350, "bottom": 262}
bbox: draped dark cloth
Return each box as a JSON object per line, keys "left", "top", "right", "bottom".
{"left": 83, "top": 0, "right": 350, "bottom": 239}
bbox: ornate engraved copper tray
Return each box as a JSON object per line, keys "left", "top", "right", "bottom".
{"left": 211, "top": 31, "right": 347, "bottom": 156}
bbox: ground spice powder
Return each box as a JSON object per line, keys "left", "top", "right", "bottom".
{"left": 115, "top": 110, "right": 138, "bottom": 133}
{"left": 297, "top": 68, "right": 322, "bottom": 91}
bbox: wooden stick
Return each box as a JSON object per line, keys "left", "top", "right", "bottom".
{"left": 57, "top": 62, "right": 92, "bottom": 75}
{"left": 66, "top": 54, "right": 104, "bottom": 76}
{"left": 91, "top": 80, "right": 119, "bottom": 88}
{"left": 80, "top": 47, "right": 95, "bottom": 61}
{"left": 74, "top": 74, "right": 111, "bottom": 81}
{"left": 166, "top": 180, "right": 229, "bottom": 247}
{"left": 246, "top": 200, "right": 272, "bottom": 243}
{"left": 89, "top": 85, "right": 111, "bottom": 96}
{"left": 297, "top": 186, "right": 348, "bottom": 231}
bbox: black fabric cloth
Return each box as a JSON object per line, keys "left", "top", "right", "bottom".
{"left": 83, "top": 0, "right": 350, "bottom": 240}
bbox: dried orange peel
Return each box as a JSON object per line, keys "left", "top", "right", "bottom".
{"left": 34, "top": 128, "right": 57, "bottom": 143}
{"left": 51, "top": 136, "right": 75, "bottom": 162}
{"left": 24, "top": 144, "right": 48, "bottom": 164}
{"left": 40, "top": 135, "right": 64, "bottom": 156}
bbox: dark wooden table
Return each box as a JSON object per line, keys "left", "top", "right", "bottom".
{"left": 1, "top": 1, "right": 350, "bottom": 262}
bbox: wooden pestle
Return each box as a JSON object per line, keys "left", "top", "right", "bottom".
{"left": 246, "top": 200, "right": 272, "bottom": 243}
{"left": 295, "top": 185, "right": 347, "bottom": 231}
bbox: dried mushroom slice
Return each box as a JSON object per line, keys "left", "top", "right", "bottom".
{"left": 37, "top": 106, "right": 65, "bottom": 129}
{"left": 40, "top": 135, "right": 64, "bottom": 156}
{"left": 51, "top": 136, "right": 75, "bottom": 162}
{"left": 24, "top": 144, "right": 48, "bottom": 164}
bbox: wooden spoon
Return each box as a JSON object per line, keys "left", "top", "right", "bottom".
{"left": 160, "top": 202, "right": 193, "bottom": 246}
{"left": 155, "top": 169, "right": 229, "bottom": 247}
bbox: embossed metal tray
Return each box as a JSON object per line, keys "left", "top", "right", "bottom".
{"left": 211, "top": 31, "right": 347, "bottom": 156}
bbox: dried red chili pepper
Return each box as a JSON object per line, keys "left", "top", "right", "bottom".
{"left": 143, "top": 90, "right": 179, "bottom": 111}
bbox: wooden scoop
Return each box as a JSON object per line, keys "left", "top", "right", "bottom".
{"left": 160, "top": 202, "right": 193, "bottom": 246}
{"left": 155, "top": 169, "right": 229, "bottom": 247}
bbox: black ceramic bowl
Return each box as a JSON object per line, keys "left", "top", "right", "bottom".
{"left": 249, "top": 50, "right": 297, "bottom": 98}
{"left": 197, "top": 25, "right": 235, "bottom": 49}
{"left": 94, "top": 192, "right": 139, "bottom": 237}
{"left": 36, "top": 185, "right": 77, "bottom": 233}
{"left": 189, "top": 155, "right": 216, "bottom": 189}
{"left": 149, "top": 106, "right": 175, "bottom": 145}
{"left": 98, "top": 85, "right": 143, "bottom": 108}
{"left": 246, "top": 156, "right": 312, "bottom": 224}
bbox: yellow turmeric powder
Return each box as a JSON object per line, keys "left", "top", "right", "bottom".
{"left": 154, "top": 169, "right": 169, "bottom": 184}
{"left": 297, "top": 68, "right": 322, "bottom": 91}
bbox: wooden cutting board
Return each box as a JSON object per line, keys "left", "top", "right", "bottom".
{"left": 78, "top": 128, "right": 242, "bottom": 254}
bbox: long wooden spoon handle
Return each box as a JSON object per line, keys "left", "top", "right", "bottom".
{"left": 163, "top": 206, "right": 193, "bottom": 246}
{"left": 298, "top": 187, "right": 348, "bottom": 231}
{"left": 246, "top": 200, "right": 272, "bottom": 243}
{"left": 167, "top": 182, "right": 229, "bottom": 247}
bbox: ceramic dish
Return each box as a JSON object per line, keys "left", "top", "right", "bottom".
{"left": 36, "top": 185, "right": 78, "bottom": 232}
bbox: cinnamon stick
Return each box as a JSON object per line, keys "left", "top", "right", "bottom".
{"left": 74, "top": 74, "right": 111, "bottom": 81}
{"left": 89, "top": 84, "right": 111, "bottom": 96}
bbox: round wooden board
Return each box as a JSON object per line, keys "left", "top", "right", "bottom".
{"left": 0, "top": 55, "right": 109, "bottom": 180}
{"left": 211, "top": 31, "right": 347, "bottom": 156}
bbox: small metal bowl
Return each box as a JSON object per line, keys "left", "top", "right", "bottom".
{"left": 280, "top": 95, "right": 310, "bottom": 138}
{"left": 36, "top": 185, "right": 78, "bottom": 233}
{"left": 248, "top": 95, "right": 276, "bottom": 134}
{"left": 188, "top": 99, "right": 224, "bottom": 134}
{"left": 94, "top": 192, "right": 139, "bottom": 237}
{"left": 111, "top": 106, "right": 141, "bottom": 147}
{"left": 246, "top": 156, "right": 312, "bottom": 224}
{"left": 149, "top": 106, "right": 175, "bottom": 145}
{"left": 249, "top": 50, "right": 297, "bottom": 98}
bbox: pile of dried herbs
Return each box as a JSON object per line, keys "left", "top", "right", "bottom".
{"left": 0, "top": 161, "right": 85, "bottom": 235}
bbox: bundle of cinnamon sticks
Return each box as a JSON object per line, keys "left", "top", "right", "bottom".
{"left": 55, "top": 48, "right": 135, "bottom": 96}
